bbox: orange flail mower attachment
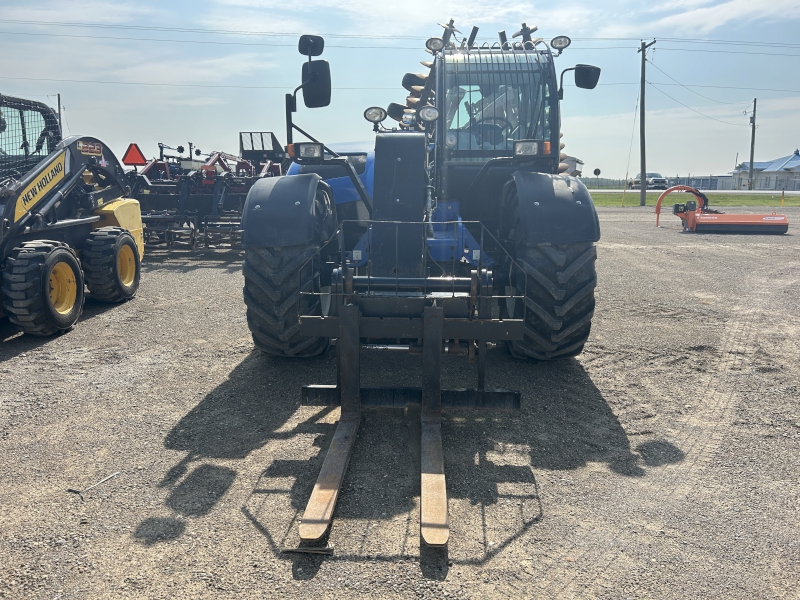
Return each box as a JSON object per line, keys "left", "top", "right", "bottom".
{"left": 654, "top": 185, "right": 788, "bottom": 234}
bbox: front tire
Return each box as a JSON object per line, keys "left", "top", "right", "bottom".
{"left": 1, "top": 241, "right": 85, "bottom": 336}
{"left": 242, "top": 190, "right": 333, "bottom": 357}
{"left": 508, "top": 243, "right": 597, "bottom": 360}
{"left": 501, "top": 182, "right": 597, "bottom": 360}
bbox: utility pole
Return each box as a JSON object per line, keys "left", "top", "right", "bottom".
{"left": 57, "top": 93, "right": 62, "bottom": 134}
{"left": 638, "top": 39, "right": 656, "bottom": 206}
{"left": 748, "top": 98, "right": 757, "bottom": 190}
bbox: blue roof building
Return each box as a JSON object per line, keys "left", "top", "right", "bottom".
{"left": 732, "top": 149, "right": 800, "bottom": 190}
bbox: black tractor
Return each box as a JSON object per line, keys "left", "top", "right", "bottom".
{"left": 239, "top": 23, "right": 601, "bottom": 548}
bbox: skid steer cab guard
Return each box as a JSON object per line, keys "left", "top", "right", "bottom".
{"left": 239, "top": 24, "right": 601, "bottom": 551}
{"left": 1, "top": 111, "right": 145, "bottom": 336}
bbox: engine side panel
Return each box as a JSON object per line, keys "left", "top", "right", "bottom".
{"left": 94, "top": 198, "right": 145, "bottom": 259}
{"left": 370, "top": 133, "right": 427, "bottom": 277}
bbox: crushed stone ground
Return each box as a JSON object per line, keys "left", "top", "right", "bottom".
{"left": 1, "top": 206, "right": 798, "bottom": 599}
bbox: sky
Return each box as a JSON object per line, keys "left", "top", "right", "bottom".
{"left": 1, "top": 0, "right": 799, "bottom": 178}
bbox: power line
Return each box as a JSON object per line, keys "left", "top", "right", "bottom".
{"left": 0, "top": 75, "right": 402, "bottom": 90}
{"left": 2, "top": 19, "right": 800, "bottom": 49}
{"left": 0, "top": 30, "right": 426, "bottom": 49}
{"left": 655, "top": 47, "right": 800, "bottom": 57}
{"left": 573, "top": 36, "right": 800, "bottom": 49}
{"left": 646, "top": 60, "right": 753, "bottom": 105}
{"left": 646, "top": 82, "right": 750, "bottom": 127}
{"left": 651, "top": 83, "right": 800, "bottom": 93}
{"left": 624, "top": 86, "right": 640, "bottom": 187}
{"left": 4, "top": 75, "right": 798, "bottom": 95}
{"left": 0, "top": 28, "right": 635, "bottom": 51}
{"left": 0, "top": 30, "right": 634, "bottom": 51}
{"left": 0, "top": 18, "right": 423, "bottom": 39}
{"left": 3, "top": 29, "right": 799, "bottom": 56}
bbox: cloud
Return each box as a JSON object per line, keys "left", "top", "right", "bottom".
{"left": 116, "top": 53, "right": 275, "bottom": 86}
{"left": 207, "top": 0, "right": 602, "bottom": 37}
{"left": 649, "top": 0, "right": 800, "bottom": 33}
{"left": 1, "top": 0, "right": 162, "bottom": 26}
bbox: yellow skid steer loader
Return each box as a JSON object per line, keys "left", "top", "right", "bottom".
{"left": 1, "top": 94, "right": 143, "bottom": 336}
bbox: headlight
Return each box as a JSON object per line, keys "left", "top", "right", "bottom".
{"left": 550, "top": 36, "right": 571, "bottom": 51}
{"left": 288, "top": 142, "right": 323, "bottom": 159}
{"left": 363, "top": 106, "right": 387, "bottom": 123}
{"left": 445, "top": 133, "right": 457, "bottom": 148}
{"left": 417, "top": 106, "right": 440, "bottom": 122}
{"left": 425, "top": 37, "right": 444, "bottom": 52}
{"left": 514, "top": 140, "right": 539, "bottom": 157}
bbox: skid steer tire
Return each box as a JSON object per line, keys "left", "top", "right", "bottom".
{"left": 1, "top": 241, "right": 85, "bottom": 336}
{"left": 82, "top": 227, "right": 141, "bottom": 302}
{"left": 507, "top": 242, "right": 597, "bottom": 360}
{"left": 242, "top": 191, "right": 334, "bottom": 358}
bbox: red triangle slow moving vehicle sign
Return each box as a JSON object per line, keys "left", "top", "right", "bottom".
{"left": 121, "top": 143, "right": 148, "bottom": 166}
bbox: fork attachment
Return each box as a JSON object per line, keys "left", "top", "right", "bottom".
{"left": 297, "top": 304, "right": 522, "bottom": 546}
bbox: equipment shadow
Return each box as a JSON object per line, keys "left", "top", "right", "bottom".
{"left": 0, "top": 298, "right": 120, "bottom": 361}
{"left": 142, "top": 248, "right": 243, "bottom": 274}
{"left": 140, "top": 347, "right": 682, "bottom": 576}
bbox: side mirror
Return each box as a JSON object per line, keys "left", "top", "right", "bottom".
{"left": 301, "top": 60, "right": 331, "bottom": 108}
{"left": 574, "top": 64, "right": 601, "bottom": 90}
{"left": 298, "top": 35, "right": 324, "bottom": 57}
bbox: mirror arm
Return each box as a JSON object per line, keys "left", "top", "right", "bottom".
{"left": 558, "top": 66, "right": 576, "bottom": 100}
{"left": 285, "top": 93, "right": 294, "bottom": 146}
{"left": 285, "top": 78, "right": 313, "bottom": 146}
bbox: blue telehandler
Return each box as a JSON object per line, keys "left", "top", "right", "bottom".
{"left": 239, "top": 23, "right": 601, "bottom": 549}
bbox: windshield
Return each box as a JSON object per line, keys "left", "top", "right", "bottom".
{"left": 442, "top": 51, "right": 554, "bottom": 159}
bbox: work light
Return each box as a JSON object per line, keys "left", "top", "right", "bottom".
{"left": 425, "top": 37, "right": 444, "bottom": 52}
{"left": 514, "top": 140, "right": 539, "bottom": 157}
{"left": 288, "top": 143, "right": 324, "bottom": 159}
{"left": 417, "top": 106, "right": 440, "bottom": 122}
{"left": 363, "top": 107, "right": 387, "bottom": 123}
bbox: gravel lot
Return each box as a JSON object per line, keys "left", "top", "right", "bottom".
{"left": 1, "top": 207, "right": 798, "bottom": 599}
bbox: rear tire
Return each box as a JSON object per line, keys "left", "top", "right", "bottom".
{"left": 82, "top": 227, "right": 141, "bottom": 302}
{"left": 242, "top": 190, "right": 333, "bottom": 357}
{"left": 501, "top": 182, "right": 597, "bottom": 360}
{"left": 1, "top": 241, "right": 85, "bottom": 336}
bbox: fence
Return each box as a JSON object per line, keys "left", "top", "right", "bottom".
{"left": 581, "top": 175, "right": 800, "bottom": 192}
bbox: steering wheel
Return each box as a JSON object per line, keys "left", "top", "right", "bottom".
{"left": 473, "top": 117, "right": 512, "bottom": 145}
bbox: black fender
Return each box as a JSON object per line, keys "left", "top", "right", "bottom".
{"left": 241, "top": 173, "right": 333, "bottom": 248}
{"left": 510, "top": 171, "right": 600, "bottom": 246}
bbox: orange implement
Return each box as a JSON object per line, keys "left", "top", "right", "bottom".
{"left": 654, "top": 186, "right": 788, "bottom": 234}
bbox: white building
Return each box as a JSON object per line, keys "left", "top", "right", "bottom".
{"left": 732, "top": 149, "right": 800, "bottom": 191}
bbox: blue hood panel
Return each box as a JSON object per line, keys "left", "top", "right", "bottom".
{"left": 287, "top": 150, "right": 374, "bottom": 205}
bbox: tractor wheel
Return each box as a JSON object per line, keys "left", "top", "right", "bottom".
{"left": 501, "top": 184, "right": 597, "bottom": 361}
{"left": 242, "top": 191, "right": 334, "bottom": 357}
{"left": 82, "top": 227, "right": 141, "bottom": 302}
{"left": 1, "top": 241, "right": 85, "bottom": 336}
